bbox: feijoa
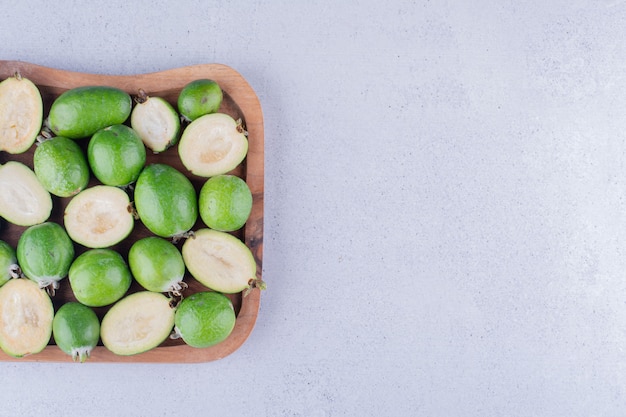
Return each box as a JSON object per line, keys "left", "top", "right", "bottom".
{"left": 17, "top": 222, "right": 74, "bottom": 288}
{"left": 177, "top": 79, "right": 223, "bottom": 121}
{"left": 48, "top": 86, "right": 132, "bottom": 139}
{"left": 0, "top": 278, "right": 53, "bottom": 357}
{"left": 130, "top": 91, "right": 180, "bottom": 152}
{"left": 178, "top": 113, "right": 248, "bottom": 177}
{"left": 134, "top": 164, "right": 198, "bottom": 238}
{"left": 0, "top": 74, "right": 43, "bottom": 154}
{"left": 199, "top": 174, "right": 252, "bottom": 231}
{"left": 173, "top": 291, "right": 236, "bottom": 348}
{"left": 52, "top": 302, "right": 100, "bottom": 362}
{"left": 34, "top": 136, "right": 90, "bottom": 197}
{"left": 128, "top": 236, "right": 185, "bottom": 293}
{"left": 0, "top": 161, "right": 52, "bottom": 226}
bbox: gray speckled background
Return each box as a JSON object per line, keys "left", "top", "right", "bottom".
{"left": 2, "top": 0, "right": 626, "bottom": 415}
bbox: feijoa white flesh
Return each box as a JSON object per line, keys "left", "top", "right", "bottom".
{"left": 0, "top": 161, "right": 52, "bottom": 226}
{"left": 64, "top": 185, "right": 134, "bottom": 248}
{"left": 182, "top": 229, "right": 257, "bottom": 293}
{"left": 178, "top": 113, "right": 248, "bottom": 177}
{"left": 100, "top": 291, "right": 175, "bottom": 356}
{"left": 0, "top": 75, "right": 43, "bottom": 154}
{"left": 0, "top": 278, "right": 53, "bottom": 357}
{"left": 130, "top": 93, "right": 180, "bottom": 153}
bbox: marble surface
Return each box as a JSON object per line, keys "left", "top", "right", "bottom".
{"left": 2, "top": 0, "right": 626, "bottom": 415}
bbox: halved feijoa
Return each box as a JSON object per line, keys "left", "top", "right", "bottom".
{"left": 128, "top": 236, "right": 185, "bottom": 293}
{"left": 88, "top": 124, "right": 146, "bottom": 186}
{"left": 34, "top": 136, "right": 90, "bottom": 197}
{"left": 0, "top": 161, "right": 52, "bottom": 226}
{"left": 0, "top": 240, "right": 18, "bottom": 287}
{"left": 177, "top": 79, "right": 223, "bottom": 121}
{"left": 178, "top": 113, "right": 248, "bottom": 177}
{"left": 0, "top": 74, "right": 43, "bottom": 154}
{"left": 52, "top": 302, "right": 100, "bottom": 362}
{"left": 100, "top": 291, "right": 175, "bottom": 356}
{"left": 134, "top": 164, "right": 197, "bottom": 238}
{"left": 182, "top": 229, "right": 256, "bottom": 293}
{"left": 0, "top": 278, "right": 53, "bottom": 357}
{"left": 17, "top": 222, "right": 74, "bottom": 288}
{"left": 64, "top": 185, "right": 134, "bottom": 248}
{"left": 130, "top": 92, "right": 180, "bottom": 153}
{"left": 47, "top": 86, "right": 132, "bottom": 139}
{"left": 173, "top": 291, "right": 236, "bottom": 348}
{"left": 68, "top": 249, "right": 131, "bottom": 307}
{"left": 199, "top": 174, "right": 252, "bottom": 232}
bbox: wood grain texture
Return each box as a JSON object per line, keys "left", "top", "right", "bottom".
{"left": 0, "top": 61, "right": 264, "bottom": 363}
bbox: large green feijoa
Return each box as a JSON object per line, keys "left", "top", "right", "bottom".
{"left": 0, "top": 161, "right": 52, "bottom": 226}
{"left": 47, "top": 86, "right": 132, "bottom": 139}
{"left": 128, "top": 236, "right": 185, "bottom": 293}
{"left": 173, "top": 291, "right": 236, "bottom": 348}
{"left": 134, "top": 164, "right": 198, "bottom": 238}
{"left": 0, "top": 74, "right": 43, "bottom": 154}
{"left": 68, "top": 249, "right": 131, "bottom": 307}
{"left": 0, "top": 278, "right": 53, "bottom": 357}
{"left": 100, "top": 291, "right": 175, "bottom": 356}
{"left": 63, "top": 185, "right": 134, "bottom": 248}
{"left": 178, "top": 113, "right": 248, "bottom": 177}
{"left": 34, "top": 136, "right": 90, "bottom": 197}
{"left": 177, "top": 79, "right": 223, "bottom": 122}
{"left": 88, "top": 124, "right": 146, "bottom": 186}
{"left": 52, "top": 301, "right": 100, "bottom": 362}
{"left": 130, "top": 91, "right": 181, "bottom": 153}
{"left": 199, "top": 174, "right": 252, "bottom": 232}
{"left": 182, "top": 229, "right": 257, "bottom": 294}
{"left": 0, "top": 240, "right": 18, "bottom": 287}
{"left": 17, "top": 222, "right": 74, "bottom": 288}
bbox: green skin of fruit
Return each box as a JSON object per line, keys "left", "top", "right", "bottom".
{"left": 174, "top": 291, "right": 236, "bottom": 348}
{"left": 0, "top": 240, "right": 17, "bottom": 287}
{"left": 69, "top": 249, "right": 131, "bottom": 307}
{"left": 52, "top": 302, "right": 100, "bottom": 362}
{"left": 199, "top": 175, "right": 253, "bottom": 232}
{"left": 48, "top": 86, "right": 132, "bottom": 139}
{"left": 34, "top": 136, "right": 90, "bottom": 197}
{"left": 88, "top": 124, "right": 147, "bottom": 186}
{"left": 128, "top": 236, "right": 185, "bottom": 292}
{"left": 134, "top": 164, "right": 198, "bottom": 237}
{"left": 17, "top": 222, "right": 75, "bottom": 287}
{"left": 177, "top": 79, "right": 223, "bottom": 121}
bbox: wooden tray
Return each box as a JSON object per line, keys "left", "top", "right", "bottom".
{"left": 0, "top": 61, "right": 264, "bottom": 363}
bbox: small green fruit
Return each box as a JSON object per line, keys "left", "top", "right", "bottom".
{"left": 34, "top": 136, "right": 90, "bottom": 197}
{"left": 88, "top": 124, "right": 146, "bottom": 186}
{"left": 173, "top": 291, "right": 236, "bottom": 348}
{"left": 177, "top": 79, "right": 223, "bottom": 121}
{"left": 52, "top": 302, "right": 100, "bottom": 362}
{"left": 199, "top": 175, "right": 252, "bottom": 232}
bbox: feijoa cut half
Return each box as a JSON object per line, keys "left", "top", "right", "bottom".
{"left": 173, "top": 291, "right": 236, "bottom": 348}
{"left": 177, "top": 79, "right": 223, "bottom": 121}
{"left": 52, "top": 302, "right": 100, "bottom": 362}
{"left": 88, "top": 124, "right": 146, "bottom": 186}
{"left": 130, "top": 91, "right": 181, "bottom": 153}
{"left": 17, "top": 222, "right": 74, "bottom": 288}
{"left": 34, "top": 136, "right": 90, "bottom": 197}
{"left": 0, "top": 278, "right": 53, "bottom": 357}
{"left": 64, "top": 185, "right": 134, "bottom": 248}
{"left": 0, "top": 74, "right": 43, "bottom": 154}
{"left": 100, "top": 291, "right": 175, "bottom": 356}
{"left": 128, "top": 236, "right": 185, "bottom": 293}
{"left": 0, "top": 161, "right": 52, "bottom": 226}
{"left": 182, "top": 229, "right": 257, "bottom": 294}
{"left": 178, "top": 113, "right": 248, "bottom": 177}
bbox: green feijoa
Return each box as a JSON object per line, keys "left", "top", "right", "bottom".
{"left": 0, "top": 240, "right": 18, "bottom": 287}
{"left": 34, "top": 136, "right": 89, "bottom": 197}
{"left": 48, "top": 86, "right": 132, "bottom": 139}
{"left": 0, "top": 278, "right": 53, "bottom": 357}
{"left": 128, "top": 237, "right": 185, "bottom": 293}
{"left": 130, "top": 92, "right": 181, "bottom": 153}
{"left": 177, "top": 79, "right": 223, "bottom": 121}
{"left": 199, "top": 175, "right": 252, "bottom": 232}
{"left": 88, "top": 124, "right": 146, "bottom": 186}
{"left": 0, "top": 74, "right": 43, "bottom": 154}
{"left": 134, "top": 164, "right": 198, "bottom": 238}
{"left": 173, "top": 291, "right": 236, "bottom": 348}
{"left": 68, "top": 249, "right": 132, "bottom": 307}
{"left": 17, "top": 222, "right": 74, "bottom": 288}
{"left": 52, "top": 302, "right": 100, "bottom": 362}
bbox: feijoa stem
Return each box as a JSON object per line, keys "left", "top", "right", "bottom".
{"left": 135, "top": 89, "right": 149, "bottom": 104}
{"left": 243, "top": 277, "right": 267, "bottom": 297}
{"left": 172, "top": 230, "right": 195, "bottom": 244}
{"left": 8, "top": 264, "right": 22, "bottom": 279}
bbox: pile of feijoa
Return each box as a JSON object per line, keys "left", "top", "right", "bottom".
{"left": 0, "top": 72, "right": 263, "bottom": 361}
